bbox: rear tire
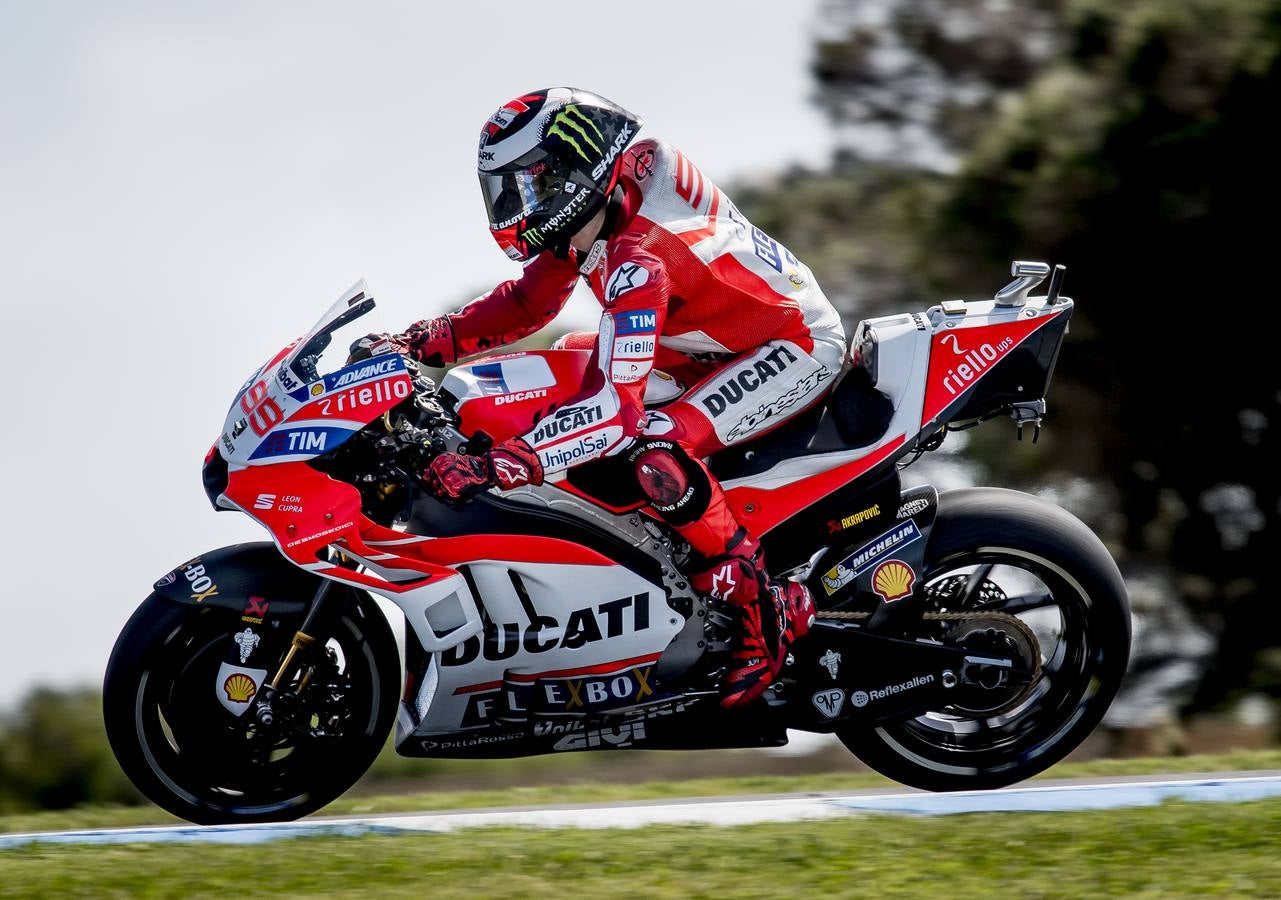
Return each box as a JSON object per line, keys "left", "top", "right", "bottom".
{"left": 103, "top": 589, "right": 399, "bottom": 824}
{"left": 837, "top": 487, "right": 1131, "bottom": 791}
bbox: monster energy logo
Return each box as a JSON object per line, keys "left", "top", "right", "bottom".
{"left": 524, "top": 187, "right": 593, "bottom": 247}
{"left": 547, "top": 106, "right": 603, "bottom": 164}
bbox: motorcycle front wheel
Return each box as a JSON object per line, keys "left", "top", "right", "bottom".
{"left": 103, "top": 587, "right": 399, "bottom": 824}
{"left": 836, "top": 487, "right": 1132, "bottom": 791}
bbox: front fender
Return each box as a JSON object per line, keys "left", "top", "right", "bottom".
{"left": 152, "top": 542, "right": 322, "bottom": 619}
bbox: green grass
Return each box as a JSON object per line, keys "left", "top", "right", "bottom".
{"left": 2, "top": 747, "right": 1280, "bottom": 836}
{"left": 4, "top": 798, "right": 1281, "bottom": 897}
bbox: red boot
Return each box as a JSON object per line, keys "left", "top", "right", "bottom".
{"left": 690, "top": 539, "right": 816, "bottom": 709}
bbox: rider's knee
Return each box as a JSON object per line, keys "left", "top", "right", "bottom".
{"left": 628, "top": 439, "right": 711, "bottom": 526}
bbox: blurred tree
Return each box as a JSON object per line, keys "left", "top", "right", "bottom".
{"left": 921, "top": 0, "right": 1281, "bottom": 711}
{"left": 0, "top": 688, "right": 140, "bottom": 811}
{"left": 767, "top": 0, "right": 1281, "bottom": 714}
{"left": 811, "top": 0, "right": 1064, "bottom": 168}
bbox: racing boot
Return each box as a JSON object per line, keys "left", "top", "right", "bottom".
{"left": 690, "top": 535, "right": 817, "bottom": 709}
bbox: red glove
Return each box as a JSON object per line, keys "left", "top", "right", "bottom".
{"left": 347, "top": 333, "right": 411, "bottom": 364}
{"left": 424, "top": 438, "right": 543, "bottom": 501}
{"left": 403, "top": 316, "right": 457, "bottom": 367}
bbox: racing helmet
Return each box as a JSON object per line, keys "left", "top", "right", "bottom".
{"left": 478, "top": 88, "right": 642, "bottom": 261}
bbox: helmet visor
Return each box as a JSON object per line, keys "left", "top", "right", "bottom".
{"left": 481, "top": 157, "right": 572, "bottom": 230}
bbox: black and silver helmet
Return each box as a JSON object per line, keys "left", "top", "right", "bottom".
{"left": 478, "top": 88, "right": 642, "bottom": 261}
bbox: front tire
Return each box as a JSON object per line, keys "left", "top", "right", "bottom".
{"left": 837, "top": 487, "right": 1131, "bottom": 791}
{"left": 103, "top": 588, "right": 399, "bottom": 824}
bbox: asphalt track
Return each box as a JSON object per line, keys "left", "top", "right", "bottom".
{"left": 4, "top": 771, "right": 1280, "bottom": 849}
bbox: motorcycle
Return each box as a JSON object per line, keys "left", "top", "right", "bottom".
{"left": 104, "top": 260, "right": 1130, "bottom": 825}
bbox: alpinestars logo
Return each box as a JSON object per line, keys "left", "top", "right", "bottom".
{"left": 546, "top": 106, "right": 604, "bottom": 165}
{"left": 727, "top": 367, "right": 832, "bottom": 442}
{"left": 606, "top": 263, "right": 649, "bottom": 302}
{"left": 491, "top": 457, "right": 529, "bottom": 488}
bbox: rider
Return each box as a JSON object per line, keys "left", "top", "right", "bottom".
{"left": 400, "top": 88, "right": 845, "bottom": 708}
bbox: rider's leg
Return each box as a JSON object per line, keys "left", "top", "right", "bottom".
{"left": 629, "top": 338, "right": 843, "bottom": 707}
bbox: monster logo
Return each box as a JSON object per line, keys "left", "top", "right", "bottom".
{"left": 546, "top": 106, "right": 604, "bottom": 165}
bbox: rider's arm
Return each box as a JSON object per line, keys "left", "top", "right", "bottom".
{"left": 408, "top": 254, "right": 579, "bottom": 364}
{"left": 517, "top": 251, "right": 670, "bottom": 477}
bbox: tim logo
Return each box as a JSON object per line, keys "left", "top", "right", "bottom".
{"left": 472, "top": 363, "right": 510, "bottom": 396}
{"left": 614, "top": 307, "right": 657, "bottom": 336}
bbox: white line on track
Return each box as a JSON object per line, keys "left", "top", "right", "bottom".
{"left": 4, "top": 774, "right": 1281, "bottom": 849}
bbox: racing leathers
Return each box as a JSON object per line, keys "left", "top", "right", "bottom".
{"left": 422, "top": 139, "right": 843, "bottom": 706}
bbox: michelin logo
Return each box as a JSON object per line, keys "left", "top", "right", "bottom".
{"left": 821, "top": 521, "right": 922, "bottom": 595}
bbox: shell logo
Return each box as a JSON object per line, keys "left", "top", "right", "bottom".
{"left": 223, "top": 672, "right": 258, "bottom": 703}
{"left": 872, "top": 560, "right": 915, "bottom": 602}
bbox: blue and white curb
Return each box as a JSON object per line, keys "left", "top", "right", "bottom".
{"left": 830, "top": 774, "right": 1281, "bottom": 816}
{"left": 3, "top": 775, "right": 1280, "bottom": 849}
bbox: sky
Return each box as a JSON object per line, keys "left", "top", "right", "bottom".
{"left": 0, "top": 1, "right": 834, "bottom": 708}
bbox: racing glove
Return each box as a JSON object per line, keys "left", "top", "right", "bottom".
{"left": 403, "top": 316, "right": 457, "bottom": 368}
{"left": 423, "top": 437, "right": 543, "bottom": 501}
{"left": 347, "top": 333, "right": 411, "bottom": 364}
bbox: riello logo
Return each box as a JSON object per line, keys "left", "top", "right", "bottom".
{"left": 940, "top": 335, "right": 1015, "bottom": 395}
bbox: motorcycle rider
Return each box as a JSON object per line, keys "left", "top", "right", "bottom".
{"left": 398, "top": 88, "right": 845, "bottom": 708}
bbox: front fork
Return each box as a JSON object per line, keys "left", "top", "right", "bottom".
{"left": 250, "top": 578, "right": 348, "bottom": 727}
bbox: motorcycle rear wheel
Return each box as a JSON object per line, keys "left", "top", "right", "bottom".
{"left": 836, "top": 487, "right": 1131, "bottom": 791}
{"left": 103, "top": 589, "right": 398, "bottom": 824}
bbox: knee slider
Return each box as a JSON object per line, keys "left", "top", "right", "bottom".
{"left": 628, "top": 439, "right": 712, "bottom": 526}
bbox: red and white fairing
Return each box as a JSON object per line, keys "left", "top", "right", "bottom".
{"left": 209, "top": 278, "right": 1069, "bottom": 746}
{"left": 209, "top": 284, "right": 683, "bottom": 743}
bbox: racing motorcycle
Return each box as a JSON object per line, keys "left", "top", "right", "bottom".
{"left": 104, "top": 261, "right": 1130, "bottom": 825}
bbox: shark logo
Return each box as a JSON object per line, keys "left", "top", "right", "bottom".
{"left": 547, "top": 106, "right": 604, "bottom": 164}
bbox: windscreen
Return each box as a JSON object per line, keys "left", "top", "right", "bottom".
{"left": 218, "top": 281, "right": 412, "bottom": 466}
{"left": 279, "top": 280, "right": 384, "bottom": 389}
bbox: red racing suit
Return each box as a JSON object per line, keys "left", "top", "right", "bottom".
{"left": 445, "top": 139, "right": 846, "bottom": 558}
